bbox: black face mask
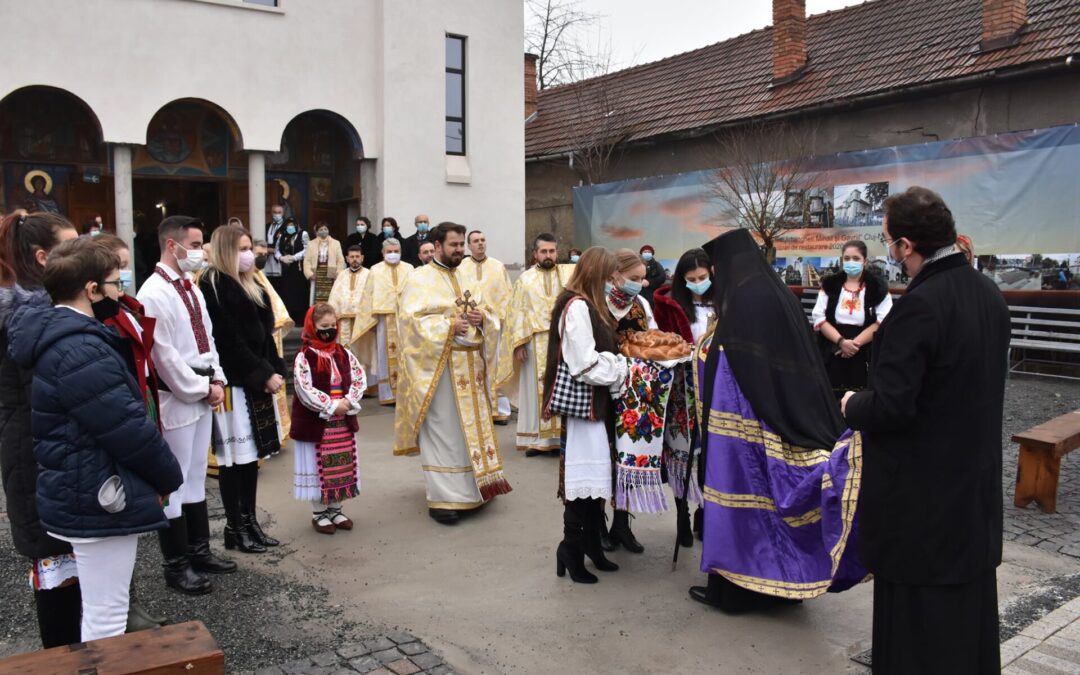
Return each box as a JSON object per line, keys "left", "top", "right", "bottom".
{"left": 92, "top": 295, "right": 121, "bottom": 322}
{"left": 254, "top": 254, "right": 268, "bottom": 270}
{"left": 316, "top": 328, "right": 337, "bottom": 343}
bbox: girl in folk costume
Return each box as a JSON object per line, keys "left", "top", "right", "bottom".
{"left": 811, "top": 239, "right": 892, "bottom": 398}
{"left": 291, "top": 303, "right": 366, "bottom": 534}
{"left": 200, "top": 225, "right": 286, "bottom": 555}
{"left": 601, "top": 248, "right": 658, "bottom": 554}
{"left": 543, "top": 247, "right": 626, "bottom": 584}
{"left": 651, "top": 248, "right": 714, "bottom": 547}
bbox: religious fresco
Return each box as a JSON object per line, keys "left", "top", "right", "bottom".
{"left": 133, "top": 102, "right": 231, "bottom": 177}
{"left": 0, "top": 89, "right": 104, "bottom": 165}
{"left": 3, "top": 164, "right": 71, "bottom": 215}
{"left": 266, "top": 172, "right": 309, "bottom": 227}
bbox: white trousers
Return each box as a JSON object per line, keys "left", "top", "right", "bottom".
{"left": 162, "top": 411, "right": 212, "bottom": 519}
{"left": 69, "top": 534, "right": 139, "bottom": 642}
{"left": 496, "top": 395, "right": 512, "bottom": 418}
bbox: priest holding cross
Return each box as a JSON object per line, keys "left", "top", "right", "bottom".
{"left": 394, "top": 222, "right": 512, "bottom": 524}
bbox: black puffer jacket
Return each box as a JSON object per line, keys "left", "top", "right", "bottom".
{"left": 0, "top": 285, "right": 69, "bottom": 559}
{"left": 7, "top": 304, "right": 183, "bottom": 538}
{"left": 199, "top": 271, "right": 285, "bottom": 391}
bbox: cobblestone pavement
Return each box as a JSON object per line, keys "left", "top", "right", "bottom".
{"left": 1002, "top": 596, "right": 1080, "bottom": 674}
{"left": 1000, "top": 376, "right": 1080, "bottom": 558}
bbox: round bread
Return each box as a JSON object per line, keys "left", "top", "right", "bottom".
{"left": 619, "top": 329, "right": 693, "bottom": 360}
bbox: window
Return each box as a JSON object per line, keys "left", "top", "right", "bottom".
{"left": 445, "top": 35, "right": 466, "bottom": 155}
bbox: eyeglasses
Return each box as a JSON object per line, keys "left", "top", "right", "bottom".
{"left": 100, "top": 279, "right": 124, "bottom": 289}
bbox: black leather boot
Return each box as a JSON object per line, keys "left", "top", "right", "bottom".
{"left": 127, "top": 581, "right": 166, "bottom": 632}
{"left": 694, "top": 506, "right": 704, "bottom": 541}
{"left": 675, "top": 498, "right": 694, "bottom": 548}
{"left": 610, "top": 509, "right": 644, "bottom": 553}
{"left": 184, "top": 502, "right": 237, "bottom": 574}
{"left": 599, "top": 507, "right": 617, "bottom": 552}
{"left": 34, "top": 582, "right": 82, "bottom": 648}
{"left": 220, "top": 466, "right": 265, "bottom": 554}
{"left": 556, "top": 503, "right": 597, "bottom": 584}
{"left": 157, "top": 516, "right": 212, "bottom": 595}
{"left": 241, "top": 463, "right": 278, "bottom": 547}
{"left": 580, "top": 499, "right": 618, "bottom": 572}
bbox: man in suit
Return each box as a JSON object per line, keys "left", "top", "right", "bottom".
{"left": 842, "top": 186, "right": 1010, "bottom": 674}
{"left": 401, "top": 214, "right": 430, "bottom": 267}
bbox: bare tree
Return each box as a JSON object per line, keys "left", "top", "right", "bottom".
{"left": 525, "top": 0, "right": 599, "bottom": 91}
{"left": 563, "top": 44, "right": 628, "bottom": 185}
{"left": 707, "top": 120, "right": 820, "bottom": 264}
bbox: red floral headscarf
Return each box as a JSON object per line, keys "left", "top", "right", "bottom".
{"left": 302, "top": 304, "right": 343, "bottom": 377}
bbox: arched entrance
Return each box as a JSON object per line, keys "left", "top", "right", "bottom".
{"left": 268, "top": 110, "right": 363, "bottom": 241}
{"left": 0, "top": 86, "right": 108, "bottom": 230}
{"left": 132, "top": 98, "right": 244, "bottom": 237}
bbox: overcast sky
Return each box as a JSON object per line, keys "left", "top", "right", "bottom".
{"left": 572, "top": 0, "right": 869, "bottom": 67}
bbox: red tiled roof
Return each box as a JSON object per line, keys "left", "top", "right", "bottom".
{"left": 525, "top": 0, "right": 1080, "bottom": 157}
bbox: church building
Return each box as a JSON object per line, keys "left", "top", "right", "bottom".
{"left": 0, "top": 0, "right": 525, "bottom": 266}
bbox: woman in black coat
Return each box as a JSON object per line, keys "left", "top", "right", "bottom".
{"left": 274, "top": 217, "right": 310, "bottom": 324}
{"left": 0, "top": 211, "right": 81, "bottom": 647}
{"left": 842, "top": 187, "right": 1011, "bottom": 674}
{"left": 200, "top": 225, "right": 286, "bottom": 554}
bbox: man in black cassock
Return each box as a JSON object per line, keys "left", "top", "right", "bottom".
{"left": 843, "top": 186, "right": 1010, "bottom": 674}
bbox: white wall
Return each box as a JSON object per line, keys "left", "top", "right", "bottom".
{"left": 0, "top": 0, "right": 525, "bottom": 264}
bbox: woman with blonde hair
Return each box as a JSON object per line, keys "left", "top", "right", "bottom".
{"left": 199, "top": 225, "right": 286, "bottom": 554}
{"left": 543, "top": 246, "right": 627, "bottom": 583}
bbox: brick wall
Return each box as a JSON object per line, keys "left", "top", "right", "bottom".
{"left": 772, "top": 0, "right": 807, "bottom": 82}
{"left": 982, "top": 0, "right": 1026, "bottom": 43}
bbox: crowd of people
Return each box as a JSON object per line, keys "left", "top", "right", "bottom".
{"left": 0, "top": 185, "right": 1009, "bottom": 674}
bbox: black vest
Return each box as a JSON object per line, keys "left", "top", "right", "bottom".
{"left": 544, "top": 293, "right": 619, "bottom": 424}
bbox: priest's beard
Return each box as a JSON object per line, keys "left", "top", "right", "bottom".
{"left": 438, "top": 252, "right": 464, "bottom": 268}
{"left": 538, "top": 259, "right": 556, "bottom": 269}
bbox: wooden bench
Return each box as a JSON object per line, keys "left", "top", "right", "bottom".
{"left": 1009, "top": 305, "right": 1080, "bottom": 380}
{"left": 0, "top": 620, "right": 223, "bottom": 675}
{"left": 1013, "top": 410, "right": 1080, "bottom": 513}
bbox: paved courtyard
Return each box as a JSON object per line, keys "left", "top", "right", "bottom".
{"left": 1, "top": 375, "right": 1077, "bottom": 673}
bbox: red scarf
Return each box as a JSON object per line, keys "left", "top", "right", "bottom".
{"left": 301, "top": 305, "right": 345, "bottom": 378}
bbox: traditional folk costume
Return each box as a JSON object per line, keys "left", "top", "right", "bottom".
{"left": 394, "top": 259, "right": 512, "bottom": 512}
{"left": 353, "top": 259, "right": 413, "bottom": 405}
{"left": 137, "top": 263, "right": 230, "bottom": 593}
{"left": 811, "top": 271, "right": 892, "bottom": 398}
{"left": 275, "top": 225, "right": 310, "bottom": 325}
{"left": 691, "top": 229, "right": 865, "bottom": 612}
{"left": 460, "top": 255, "right": 513, "bottom": 422}
{"left": 291, "top": 308, "right": 366, "bottom": 533}
{"left": 543, "top": 293, "right": 626, "bottom": 583}
{"left": 255, "top": 268, "right": 294, "bottom": 439}
{"left": 327, "top": 264, "right": 375, "bottom": 377}
{"left": 496, "top": 263, "right": 573, "bottom": 453}
{"left": 304, "top": 236, "right": 345, "bottom": 305}
{"left": 199, "top": 271, "right": 285, "bottom": 554}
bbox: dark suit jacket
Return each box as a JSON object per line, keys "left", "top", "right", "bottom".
{"left": 401, "top": 232, "right": 429, "bottom": 267}
{"left": 345, "top": 231, "right": 382, "bottom": 266}
{"left": 844, "top": 253, "right": 1010, "bottom": 585}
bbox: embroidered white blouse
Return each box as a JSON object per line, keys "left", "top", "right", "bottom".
{"left": 293, "top": 349, "right": 367, "bottom": 420}
{"left": 812, "top": 285, "right": 893, "bottom": 330}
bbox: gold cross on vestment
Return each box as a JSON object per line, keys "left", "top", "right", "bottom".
{"left": 455, "top": 290, "right": 478, "bottom": 316}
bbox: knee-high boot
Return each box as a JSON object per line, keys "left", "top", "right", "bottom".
{"left": 580, "top": 499, "right": 618, "bottom": 572}
{"left": 183, "top": 501, "right": 237, "bottom": 573}
{"left": 610, "top": 509, "right": 644, "bottom": 553}
{"left": 240, "top": 462, "right": 278, "bottom": 547}
{"left": 220, "top": 465, "right": 264, "bottom": 554}
{"left": 556, "top": 501, "right": 597, "bottom": 584}
{"left": 35, "top": 581, "right": 82, "bottom": 648}
{"left": 157, "top": 515, "right": 212, "bottom": 595}
{"left": 126, "top": 578, "right": 167, "bottom": 632}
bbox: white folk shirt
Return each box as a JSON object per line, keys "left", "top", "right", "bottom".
{"left": 137, "top": 263, "right": 225, "bottom": 430}
{"left": 811, "top": 284, "right": 894, "bottom": 330}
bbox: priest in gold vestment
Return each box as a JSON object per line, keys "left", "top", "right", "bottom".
{"left": 496, "top": 233, "right": 572, "bottom": 456}
{"left": 327, "top": 245, "right": 375, "bottom": 376}
{"left": 352, "top": 238, "right": 413, "bottom": 405}
{"left": 460, "top": 230, "right": 514, "bottom": 424}
{"left": 395, "top": 223, "right": 512, "bottom": 524}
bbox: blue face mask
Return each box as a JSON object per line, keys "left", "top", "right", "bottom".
{"left": 843, "top": 261, "right": 864, "bottom": 277}
{"left": 383, "top": 227, "right": 394, "bottom": 237}
{"left": 119, "top": 270, "right": 134, "bottom": 290}
{"left": 286, "top": 225, "right": 297, "bottom": 235}
{"left": 570, "top": 255, "right": 580, "bottom": 263}
{"left": 272, "top": 214, "right": 283, "bottom": 224}
{"left": 620, "top": 280, "right": 643, "bottom": 297}
{"left": 686, "top": 278, "right": 711, "bottom": 296}
{"left": 417, "top": 223, "right": 430, "bottom": 233}
{"left": 604, "top": 282, "right": 614, "bottom": 295}
{"left": 642, "top": 252, "right": 654, "bottom": 262}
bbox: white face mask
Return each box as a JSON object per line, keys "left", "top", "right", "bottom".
{"left": 384, "top": 252, "right": 401, "bottom": 264}
{"left": 177, "top": 247, "right": 204, "bottom": 273}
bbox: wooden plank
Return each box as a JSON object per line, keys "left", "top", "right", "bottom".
{"left": 1010, "top": 305, "right": 1080, "bottom": 317}
{"left": 0, "top": 621, "right": 224, "bottom": 675}
{"left": 1012, "top": 410, "right": 1080, "bottom": 455}
{"left": 1014, "top": 444, "right": 1061, "bottom": 514}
